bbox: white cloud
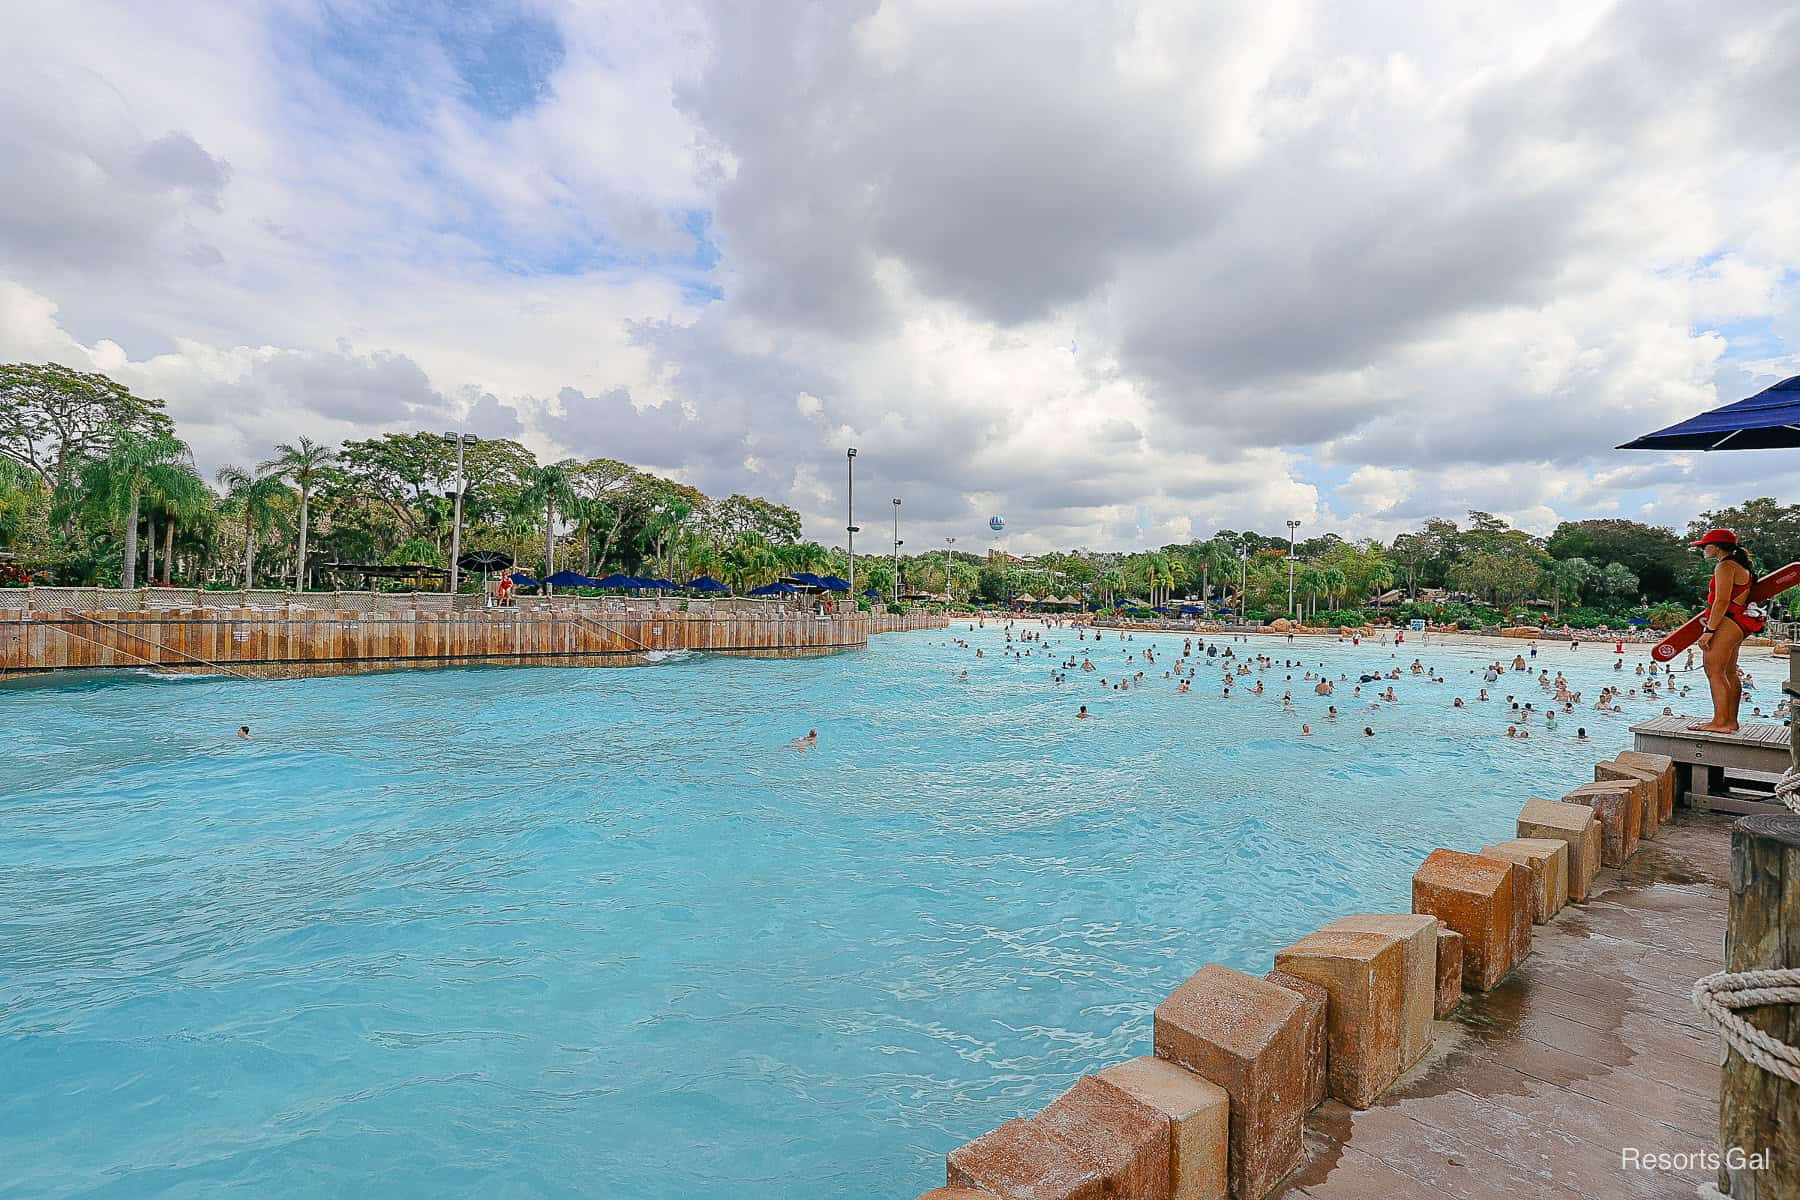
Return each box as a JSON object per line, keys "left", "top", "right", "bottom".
{"left": 1, "top": 0, "right": 1797, "bottom": 553}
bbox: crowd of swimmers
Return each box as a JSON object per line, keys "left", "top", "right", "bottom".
{"left": 932, "top": 618, "right": 1787, "bottom": 741}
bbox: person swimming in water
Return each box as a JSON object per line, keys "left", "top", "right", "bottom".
{"left": 788, "top": 729, "right": 818, "bottom": 750}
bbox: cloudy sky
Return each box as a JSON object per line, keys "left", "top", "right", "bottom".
{"left": 2, "top": 0, "right": 1797, "bottom": 553}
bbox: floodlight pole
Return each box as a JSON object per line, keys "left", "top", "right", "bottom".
{"left": 892, "top": 497, "right": 902, "bottom": 603}
{"left": 443, "top": 431, "right": 481, "bottom": 595}
{"left": 846, "top": 449, "right": 858, "bottom": 602}
{"left": 1286, "top": 520, "right": 1301, "bottom": 617}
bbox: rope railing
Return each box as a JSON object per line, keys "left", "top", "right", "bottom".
{"left": 61, "top": 612, "right": 255, "bottom": 680}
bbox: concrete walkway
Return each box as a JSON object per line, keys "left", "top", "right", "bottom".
{"left": 1275, "top": 813, "right": 1730, "bottom": 1200}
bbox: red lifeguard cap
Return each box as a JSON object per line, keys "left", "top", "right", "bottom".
{"left": 1689, "top": 527, "right": 1739, "bottom": 548}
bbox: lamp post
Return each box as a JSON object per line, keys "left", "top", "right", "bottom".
{"left": 846, "top": 449, "right": 859, "bottom": 601}
{"left": 944, "top": 536, "right": 956, "bottom": 602}
{"left": 1238, "top": 548, "right": 1247, "bottom": 615}
{"left": 892, "top": 497, "right": 902, "bottom": 604}
{"left": 1286, "top": 519, "right": 1301, "bottom": 617}
{"left": 442, "top": 431, "right": 481, "bottom": 595}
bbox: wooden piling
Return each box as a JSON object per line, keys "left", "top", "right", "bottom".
{"left": 1719, "top": 814, "right": 1800, "bottom": 1199}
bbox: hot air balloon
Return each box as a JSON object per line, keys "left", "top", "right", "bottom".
{"left": 989, "top": 515, "right": 1006, "bottom": 533}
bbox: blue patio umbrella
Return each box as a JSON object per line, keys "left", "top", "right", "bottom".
{"left": 1180, "top": 605, "right": 1204, "bottom": 615}
{"left": 864, "top": 588, "right": 883, "bottom": 598}
{"left": 1619, "top": 375, "right": 1800, "bottom": 451}
{"left": 817, "top": 575, "right": 851, "bottom": 592}
{"left": 641, "top": 578, "right": 676, "bottom": 590}
{"left": 785, "top": 572, "right": 826, "bottom": 587}
{"left": 685, "top": 576, "right": 729, "bottom": 592}
{"left": 750, "top": 582, "right": 801, "bottom": 596}
{"left": 543, "top": 570, "right": 596, "bottom": 588}
{"left": 594, "top": 573, "right": 635, "bottom": 588}
{"left": 506, "top": 571, "right": 542, "bottom": 588}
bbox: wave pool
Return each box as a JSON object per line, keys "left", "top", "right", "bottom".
{"left": 1, "top": 624, "right": 1698, "bottom": 1197}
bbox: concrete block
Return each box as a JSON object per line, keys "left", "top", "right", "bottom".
{"left": 1434, "top": 924, "right": 1464, "bottom": 1017}
{"left": 1480, "top": 837, "right": 1569, "bottom": 922}
{"left": 1154, "top": 964, "right": 1307, "bottom": 1200}
{"left": 1411, "top": 848, "right": 1529, "bottom": 991}
{"left": 916, "top": 1191, "right": 994, "bottom": 1200}
{"left": 1273, "top": 929, "right": 1405, "bottom": 1109}
{"left": 1099, "top": 1056, "right": 1229, "bottom": 1200}
{"left": 1035, "top": 1076, "right": 1171, "bottom": 1200}
{"left": 1615, "top": 750, "right": 1675, "bottom": 823}
{"left": 946, "top": 1075, "right": 1170, "bottom": 1200}
{"left": 1595, "top": 761, "right": 1660, "bottom": 839}
{"left": 1562, "top": 780, "right": 1640, "bottom": 866}
{"left": 947, "top": 1119, "right": 1100, "bottom": 1200}
{"left": 1322, "top": 913, "right": 1437, "bottom": 1070}
{"left": 1263, "top": 969, "right": 1327, "bottom": 1112}
{"left": 1517, "top": 798, "right": 1601, "bottom": 901}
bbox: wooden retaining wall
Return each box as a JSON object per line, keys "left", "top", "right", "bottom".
{"left": 0, "top": 608, "right": 946, "bottom": 679}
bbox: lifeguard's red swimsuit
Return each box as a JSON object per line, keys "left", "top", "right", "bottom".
{"left": 1707, "top": 570, "right": 1764, "bottom": 634}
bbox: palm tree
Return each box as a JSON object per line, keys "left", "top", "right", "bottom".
{"left": 92, "top": 428, "right": 190, "bottom": 589}
{"left": 144, "top": 465, "right": 211, "bottom": 584}
{"left": 517, "top": 460, "right": 580, "bottom": 585}
{"left": 218, "top": 465, "right": 289, "bottom": 587}
{"left": 723, "top": 532, "right": 778, "bottom": 592}
{"left": 1320, "top": 566, "right": 1348, "bottom": 613}
{"left": 1197, "top": 540, "right": 1236, "bottom": 607}
{"left": 260, "top": 436, "right": 336, "bottom": 589}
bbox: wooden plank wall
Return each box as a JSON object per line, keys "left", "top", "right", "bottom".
{"left": 0, "top": 607, "right": 948, "bottom": 678}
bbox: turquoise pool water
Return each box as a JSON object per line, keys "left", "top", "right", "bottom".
{"left": 2, "top": 625, "right": 1702, "bottom": 1198}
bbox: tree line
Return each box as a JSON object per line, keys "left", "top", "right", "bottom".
{"left": 2, "top": 361, "right": 1792, "bottom": 623}
{"left": 0, "top": 362, "right": 823, "bottom": 594}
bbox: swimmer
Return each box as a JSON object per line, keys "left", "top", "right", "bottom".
{"left": 1576, "top": 727, "right": 1588, "bottom": 740}
{"left": 1301, "top": 723, "right": 1312, "bottom": 735}
{"left": 1363, "top": 726, "right": 1375, "bottom": 737}
{"left": 789, "top": 729, "right": 818, "bottom": 751}
{"left": 237, "top": 725, "right": 250, "bottom": 739}
{"left": 1077, "top": 705, "right": 1090, "bottom": 719}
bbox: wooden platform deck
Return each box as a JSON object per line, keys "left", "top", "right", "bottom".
{"left": 1630, "top": 714, "right": 1794, "bottom": 814}
{"left": 1273, "top": 812, "right": 1731, "bottom": 1200}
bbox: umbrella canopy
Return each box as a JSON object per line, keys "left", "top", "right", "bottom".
{"left": 816, "top": 575, "right": 851, "bottom": 592}
{"left": 1619, "top": 374, "right": 1800, "bottom": 451}
{"left": 784, "top": 572, "right": 826, "bottom": 587}
{"left": 749, "top": 582, "right": 801, "bottom": 596}
{"left": 864, "top": 588, "right": 883, "bottom": 598}
{"left": 458, "top": 549, "right": 514, "bottom": 571}
{"left": 505, "top": 571, "right": 542, "bottom": 588}
{"left": 543, "top": 570, "right": 595, "bottom": 588}
{"left": 1179, "top": 605, "right": 1204, "bottom": 615}
{"left": 685, "top": 576, "right": 729, "bottom": 592}
{"left": 639, "top": 578, "right": 676, "bottom": 590}
{"left": 593, "top": 573, "right": 635, "bottom": 588}
{"left": 1013, "top": 592, "right": 1039, "bottom": 603}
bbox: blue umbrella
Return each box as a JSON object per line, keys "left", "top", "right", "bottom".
{"left": 506, "top": 572, "right": 542, "bottom": 588}
{"left": 543, "top": 570, "right": 596, "bottom": 588}
{"left": 686, "top": 576, "right": 729, "bottom": 592}
{"left": 750, "top": 582, "right": 800, "bottom": 596}
{"left": 640, "top": 578, "right": 676, "bottom": 590}
{"left": 1619, "top": 375, "right": 1800, "bottom": 451}
{"left": 785, "top": 572, "right": 826, "bottom": 587}
{"left": 865, "top": 588, "right": 883, "bottom": 598}
{"left": 594, "top": 573, "right": 634, "bottom": 588}
{"left": 817, "top": 575, "right": 851, "bottom": 592}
